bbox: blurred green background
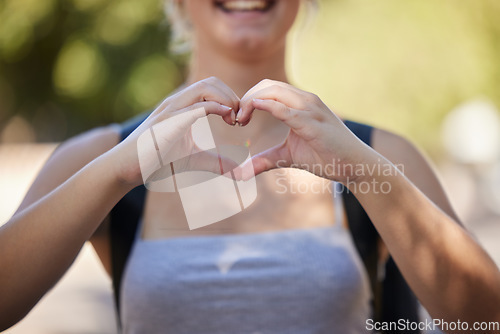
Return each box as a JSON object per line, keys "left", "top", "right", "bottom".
{"left": 0, "top": 0, "right": 499, "bottom": 157}
{"left": 0, "top": 0, "right": 185, "bottom": 142}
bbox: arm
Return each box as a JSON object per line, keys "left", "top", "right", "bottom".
{"left": 0, "top": 143, "right": 130, "bottom": 330}
{"left": 0, "top": 77, "right": 240, "bottom": 331}
{"left": 372, "top": 128, "right": 461, "bottom": 223}
{"left": 237, "top": 79, "right": 500, "bottom": 332}
{"left": 354, "top": 133, "right": 500, "bottom": 326}
{"left": 14, "top": 126, "right": 122, "bottom": 277}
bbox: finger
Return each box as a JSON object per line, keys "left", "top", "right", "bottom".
{"left": 221, "top": 107, "right": 235, "bottom": 127}
{"left": 241, "top": 79, "right": 304, "bottom": 101}
{"left": 238, "top": 86, "right": 300, "bottom": 125}
{"left": 153, "top": 102, "right": 232, "bottom": 154}
{"left": 239, "top": 142, "right": 291, "bottom": 180}
{"left": 164, "top": 77, "right": 240, "bottom": 114}
{"left": 194, "top": 80, "right": 238, "bottom": 125}
{"left": 249, "top": 98, "right": 307, "bottom": 130}
{"left": 170, "top": 101, "right": 234, "bottom": 125}
{"left": 237, "top": 110, "right": 253, "bottom": 127}
{"left": 238, "top": 80, "right": 308, "bottom": 124}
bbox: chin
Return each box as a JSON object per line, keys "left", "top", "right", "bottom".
{"left": 228, "top": 31, "right": 273, "bottom": 50}
{"left": 188, "top": 0, "right": 299, "bottom": 57}
{"left": 212, "top": 30, "right": 284, "bottom": 62}
{"left": 214, "top": 0, "right": 295, "bottom": 54}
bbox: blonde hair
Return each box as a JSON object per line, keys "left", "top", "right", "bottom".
{"left": 164, "top": 0, "right": 319, "bottom": 54}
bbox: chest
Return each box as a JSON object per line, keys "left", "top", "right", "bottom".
{"left": 121, "top": 226, "right": 372, "bottom": 334}
{"left": 141, "top": 169, "right": 340, "bottom": 240}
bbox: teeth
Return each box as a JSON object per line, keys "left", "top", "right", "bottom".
{"left": 221, "top": 0, "right": 269, "bottom": 11}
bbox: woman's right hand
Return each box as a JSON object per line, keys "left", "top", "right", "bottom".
{"left": 0, "top": 78, "right": 239, "bottom": 330}
{"left": 109, "top": 77, "right": 240, "bottom": 189}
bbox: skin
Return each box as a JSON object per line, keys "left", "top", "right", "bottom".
{"left": 1, "top": 0, "right": 499, "bottom": 331}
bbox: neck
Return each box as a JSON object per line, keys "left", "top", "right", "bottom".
{"left": 186, "top": 42, "right": 289, "bottom": 98}
{"left": 185, "top": 42, "right": 291, "bottom": 152}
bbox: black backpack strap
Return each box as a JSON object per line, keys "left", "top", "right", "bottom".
{"left": 343, "top": 120, "right": 420, "bottom": 333}
{"left": 109, "top": 112, "right": 149, "bottom": 326}
{"left": 342, "top": 120, "right": 381, "bottom": 316}
{"left": 381, "top": 258, "right": 420, "bottom": 329}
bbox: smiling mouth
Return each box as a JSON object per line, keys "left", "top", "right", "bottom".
{"left": 214, "top": 0, "right": 277, "bottom": 13}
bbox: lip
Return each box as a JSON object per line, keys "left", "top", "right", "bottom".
{"left": 214, "top": 0, "right": 277, "bottom": 16}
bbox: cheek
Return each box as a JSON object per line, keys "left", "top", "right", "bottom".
{"left": 286, "top": 0, "right": 301, "bottom": 20}
{"left": 270, "top": 2, "right": 300, "bottom": 42}
{"left": 274, "top": 1, "right": 301, "bottom": 34}
{"left": 182, "top": 0, "right": 214, "bottom": 29}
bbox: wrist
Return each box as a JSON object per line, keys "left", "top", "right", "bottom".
{"left": 340, "top": 149, "right": 400, "bottom": 195}
{"left": 98, "top": 146, "right": 140, "bottom": 193}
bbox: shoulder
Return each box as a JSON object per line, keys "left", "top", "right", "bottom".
{"left": 371, "top": 127, "right": 423, "bottom": 169}
{"left": 344, "top": 120, "right": 434, "bottom": 178}
{"left": 371, "top": 127, "right": 433, "bottom": 184}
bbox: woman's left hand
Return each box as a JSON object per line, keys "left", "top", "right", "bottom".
{"left": 237, "top": 79, "right": 376, "bottom": 183}
{"left": 239, "top": 81, "right": 500, "bottom": 327}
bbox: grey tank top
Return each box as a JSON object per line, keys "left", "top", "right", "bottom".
{"left": 121, "top": 184, "right": 372, "bottom": 334}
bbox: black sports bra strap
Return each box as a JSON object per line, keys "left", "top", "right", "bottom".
{"left": 119, "top": 112, "right": 149, "bottom": 140}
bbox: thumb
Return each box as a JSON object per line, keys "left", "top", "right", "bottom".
{"left": 240, "top": 142, "right": 291, "bottom": 180}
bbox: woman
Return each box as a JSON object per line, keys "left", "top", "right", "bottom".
{"left": 1, "top": 0, "right": 499, "bottom": 333}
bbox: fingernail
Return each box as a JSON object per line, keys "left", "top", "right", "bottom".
{"left": 235, "top": 108, "right": 241, "bottom": 122}
{"left": 231, "top": 110, "right": 236, "bottom": 125}
{"left": 253, "top": 98, "right": 264, "bottom": 103}
{"left": 221, "top": 105, "right": 232, "bottom": 111}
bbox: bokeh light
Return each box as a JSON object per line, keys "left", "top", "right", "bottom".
{"left": 289, "top": 0, "right": 500, "bottom": 157}
{"left": 0, "top": 10, "right": 34, "bottom": 62}
{"left": 0, "top": 0, "right": 177, "bottom": 139}
{"left": 442, "top": 99, "right": 500, "bottom": 164}
{"left": 53, "top": 38, "right": 108, "bottom": 98}
{"left": 124, "top": 54, "right": 181, "bottom": 111}
{"left": 0, "top": 0, "right": 56, "bottom": 62}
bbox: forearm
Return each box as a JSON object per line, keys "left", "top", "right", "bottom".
{"left": 349, "top": 151, "right": 500, "bottom": 326}
{"left": 0, "top": 151, "right": 131, "bottom": 330}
